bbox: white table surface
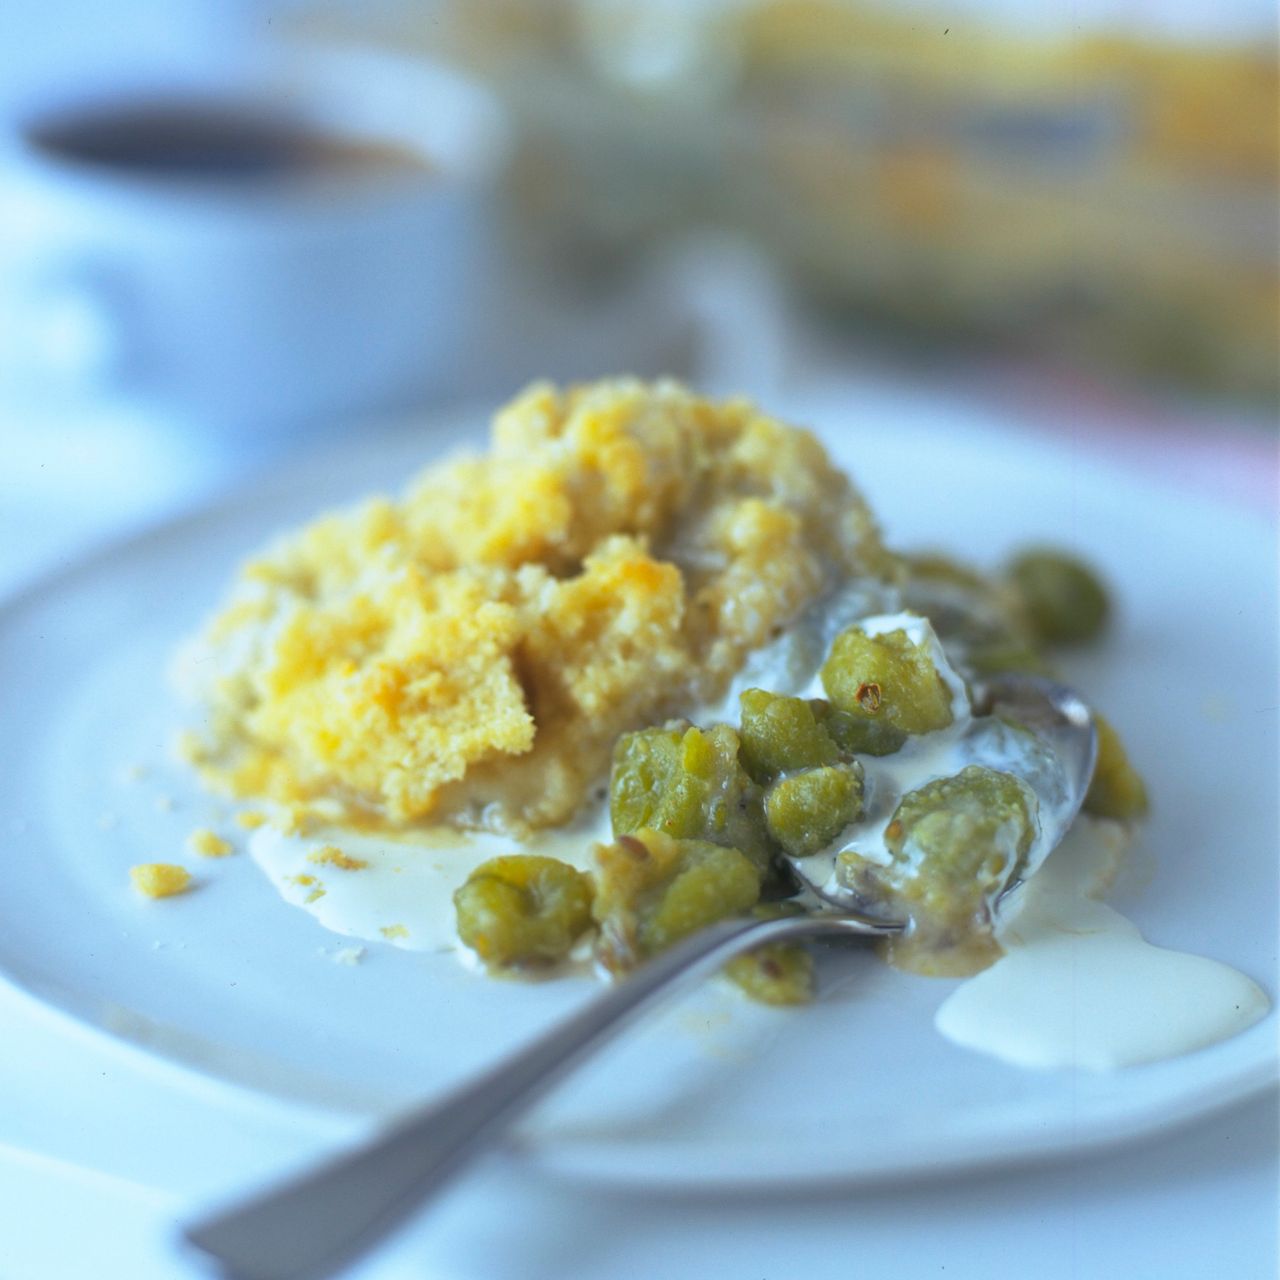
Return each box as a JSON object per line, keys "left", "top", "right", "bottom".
{"left": 1, "top": 377, "right": 1276, "bottom": 1280}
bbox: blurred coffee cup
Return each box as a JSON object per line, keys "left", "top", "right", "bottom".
{"left": 0, "top": 46, "right": 507, "bottom": 436}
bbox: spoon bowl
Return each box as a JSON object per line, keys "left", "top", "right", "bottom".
{"left": 783, "top": 672, "right": 1098, "bottom": 919}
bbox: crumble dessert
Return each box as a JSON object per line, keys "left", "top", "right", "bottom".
{"left": 170, "top": 379, "right": 1273, "bottom": 1069}
{"left": 178, "top": 378, "right": 885, "bottom": 834}
{"left": 178, "top": 378, "right": 1143, "bottom": 995}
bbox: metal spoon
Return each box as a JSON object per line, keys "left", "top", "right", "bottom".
{"left": 184, "top": 674, "right": 1096, "bottom": 1280}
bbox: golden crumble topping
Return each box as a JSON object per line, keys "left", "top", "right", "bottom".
{"left": 177, "top": 379, "right": 885, "bottom": 832}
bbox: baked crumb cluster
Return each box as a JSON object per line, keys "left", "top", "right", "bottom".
{"left": 178, "top": 379, "right": 886, "bottom": 833}
{"left": 187, "top": 828, "right": 232, "bottom": 858}
{"left": 130, "top": 826, "right": 239, "bottom": 899}
{"left": 130, "top": 863, "right": 192, "bottom": 899}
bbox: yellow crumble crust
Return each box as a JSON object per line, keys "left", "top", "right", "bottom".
{"left": 178, "top": 379, "right": 885, "bottom": 833}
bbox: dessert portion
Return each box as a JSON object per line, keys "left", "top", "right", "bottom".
{"left": 173, "top": 378, "right": 1268, "bottom": 1068}
{"left": 177, "top": 379, "right": 884, "bottom": 834}
{"left": 176, "top": 377, "right": 1139, "bottom": 992}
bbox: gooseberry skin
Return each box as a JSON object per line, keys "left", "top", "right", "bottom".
{"left": 592, "top": 830, "right": 761, "bottom": 974}
{"left": 840, "top": 765, "right": 1035, "bottom": 976}
{"left": 609, "top": 723, "right": 771, "bottom": 871}
{"left": 738, "top": 688, "right": 841, "bottom": 782}
{"left": 820, "top": 625, "right": 955, "bottom": 744}
{"left": 725, "top": 943, "right": 815, "bottom": 1005}
{"left": 1006, "top": 549, "right": 1110, "bottom": 646}
{"left": 764, "top": 763, "right": 865, "bottom": 858}
{"left": 1084, "top": 713, "right": 1149, "bottom": 821}
{"left": 453, "top": 854, "right": 594, "bottom": 970}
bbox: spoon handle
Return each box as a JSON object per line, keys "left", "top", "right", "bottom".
{"left": 184, "top": 910, "right": 895, "bottom": 1280}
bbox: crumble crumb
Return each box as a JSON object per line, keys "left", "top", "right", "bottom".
{"left": 307, "top": 845, "right": 368, "bottom": 871}
{"left": 380, "top": 924, "right": 409, "bottom": 940}
{"left": 235, "top": 810, "right": 269, "bottom": 830}
{"left": 188, "top": 828, "right": 233, "bottom": 858}
{"left": 130, "top": 864, "right": 192, "bottom": 898}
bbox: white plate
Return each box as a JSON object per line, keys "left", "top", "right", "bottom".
{"left": 1, "top": 398, "right": 1275, "bottom": 1188}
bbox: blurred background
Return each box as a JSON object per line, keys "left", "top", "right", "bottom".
{"left": 0, "top": 0, "right": 1276, "bottom": 591}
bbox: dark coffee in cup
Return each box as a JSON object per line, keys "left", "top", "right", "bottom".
{"left": 27, "top": 100, "right": 431, "bottom": 183}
